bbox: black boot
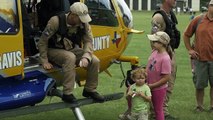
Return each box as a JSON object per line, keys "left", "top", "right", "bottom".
{"left": 82, "top": 89, "right": 105, "bottom": 102}
{"left": 62, "top": 94, "right": 77, "bottom": 103}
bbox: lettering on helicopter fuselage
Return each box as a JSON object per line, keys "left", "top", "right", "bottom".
{"left": 13, "top": 91, "right": 31, "bottom": 99}
{"left": 93, "top": 35, "right": 110, "bottom": 51}
{"left": 0, "top": 51, "right": 22, "bottom": 70}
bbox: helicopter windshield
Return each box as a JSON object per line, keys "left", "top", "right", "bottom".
{"left": 85, "top": 0, "right": 118, "bottom": 27}
{"left": 116, "top": 0, "right": 133, "bottom": 29}
{"left": 0, "top": 0, "right": 19, "bottom": 34}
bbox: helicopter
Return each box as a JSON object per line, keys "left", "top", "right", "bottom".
{"left": 0, "top": 0, "right": 143, "bottom": 119}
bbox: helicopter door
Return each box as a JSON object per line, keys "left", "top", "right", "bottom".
{"left": 0, "top": 0, "right": 24, "bottom": 77}
{"left": 85, "top": 0, "right": 123, "bottom": 55}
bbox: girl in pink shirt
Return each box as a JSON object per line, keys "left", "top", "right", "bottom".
{"left": 146, "top": 31, "right": 172, "bottom": 120}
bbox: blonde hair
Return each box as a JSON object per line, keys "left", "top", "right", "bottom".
{"left": 131, "top": 67, "right": 147, "bottom": 80}
{"left": 165, "top": 45, "right": 173, "bottom": 59}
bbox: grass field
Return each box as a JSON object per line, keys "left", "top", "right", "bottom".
{"left": 2, "top": 11, "right": 213, "bottom": 120}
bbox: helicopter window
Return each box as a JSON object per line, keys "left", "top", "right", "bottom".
{"left": 116, "top": 0, "right": 133, "bottom": 28}
{"left": 85, "top": 0, "right": 118, "bottom": 27}
{"left": 0, "top": 0, "right": 19, "bottom": 34}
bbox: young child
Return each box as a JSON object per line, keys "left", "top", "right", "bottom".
{"left": 146, "top": 31, "right": 172, "bottom": 120}
{"left": 120, "top": 67, "right": 152, "bottom": 120}
{"left": 118, "top": 65, "right": 139, "bottom": 120}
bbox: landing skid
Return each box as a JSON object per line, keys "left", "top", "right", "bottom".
{"left": 0, "top": 92, "right": 124, "bottom": 120}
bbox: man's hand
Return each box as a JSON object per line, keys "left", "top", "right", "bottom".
{"left": 42, "top": 62, "right": 53, "bottom": 70}
{"left": 79, "top": 58, "right": 89, "bottom": 67}
{"left": 189, "top": 49, "right": 199, "bottom": 59}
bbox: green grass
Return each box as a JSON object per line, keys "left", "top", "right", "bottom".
{"left": 2, "top": 11, "right": 213, "bottom": 120}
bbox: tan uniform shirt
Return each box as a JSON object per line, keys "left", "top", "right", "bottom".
{"left": 38, "top": 13, "right": 94, "bottom": 64}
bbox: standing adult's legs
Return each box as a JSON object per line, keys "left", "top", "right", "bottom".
{"left": 210, "top": 87, "right": 213, "bottom": 108}
{"left": 164, "top": 52, "right": 177, "bottom": 116}
{"left": 196, "top": 89, "right": 204, "bottom": 108}
{"left": 193, "top": 60, "right": 209, "bottom": 112}
{"left": 209, "top": 61, "right": 213, "bottom": 109}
